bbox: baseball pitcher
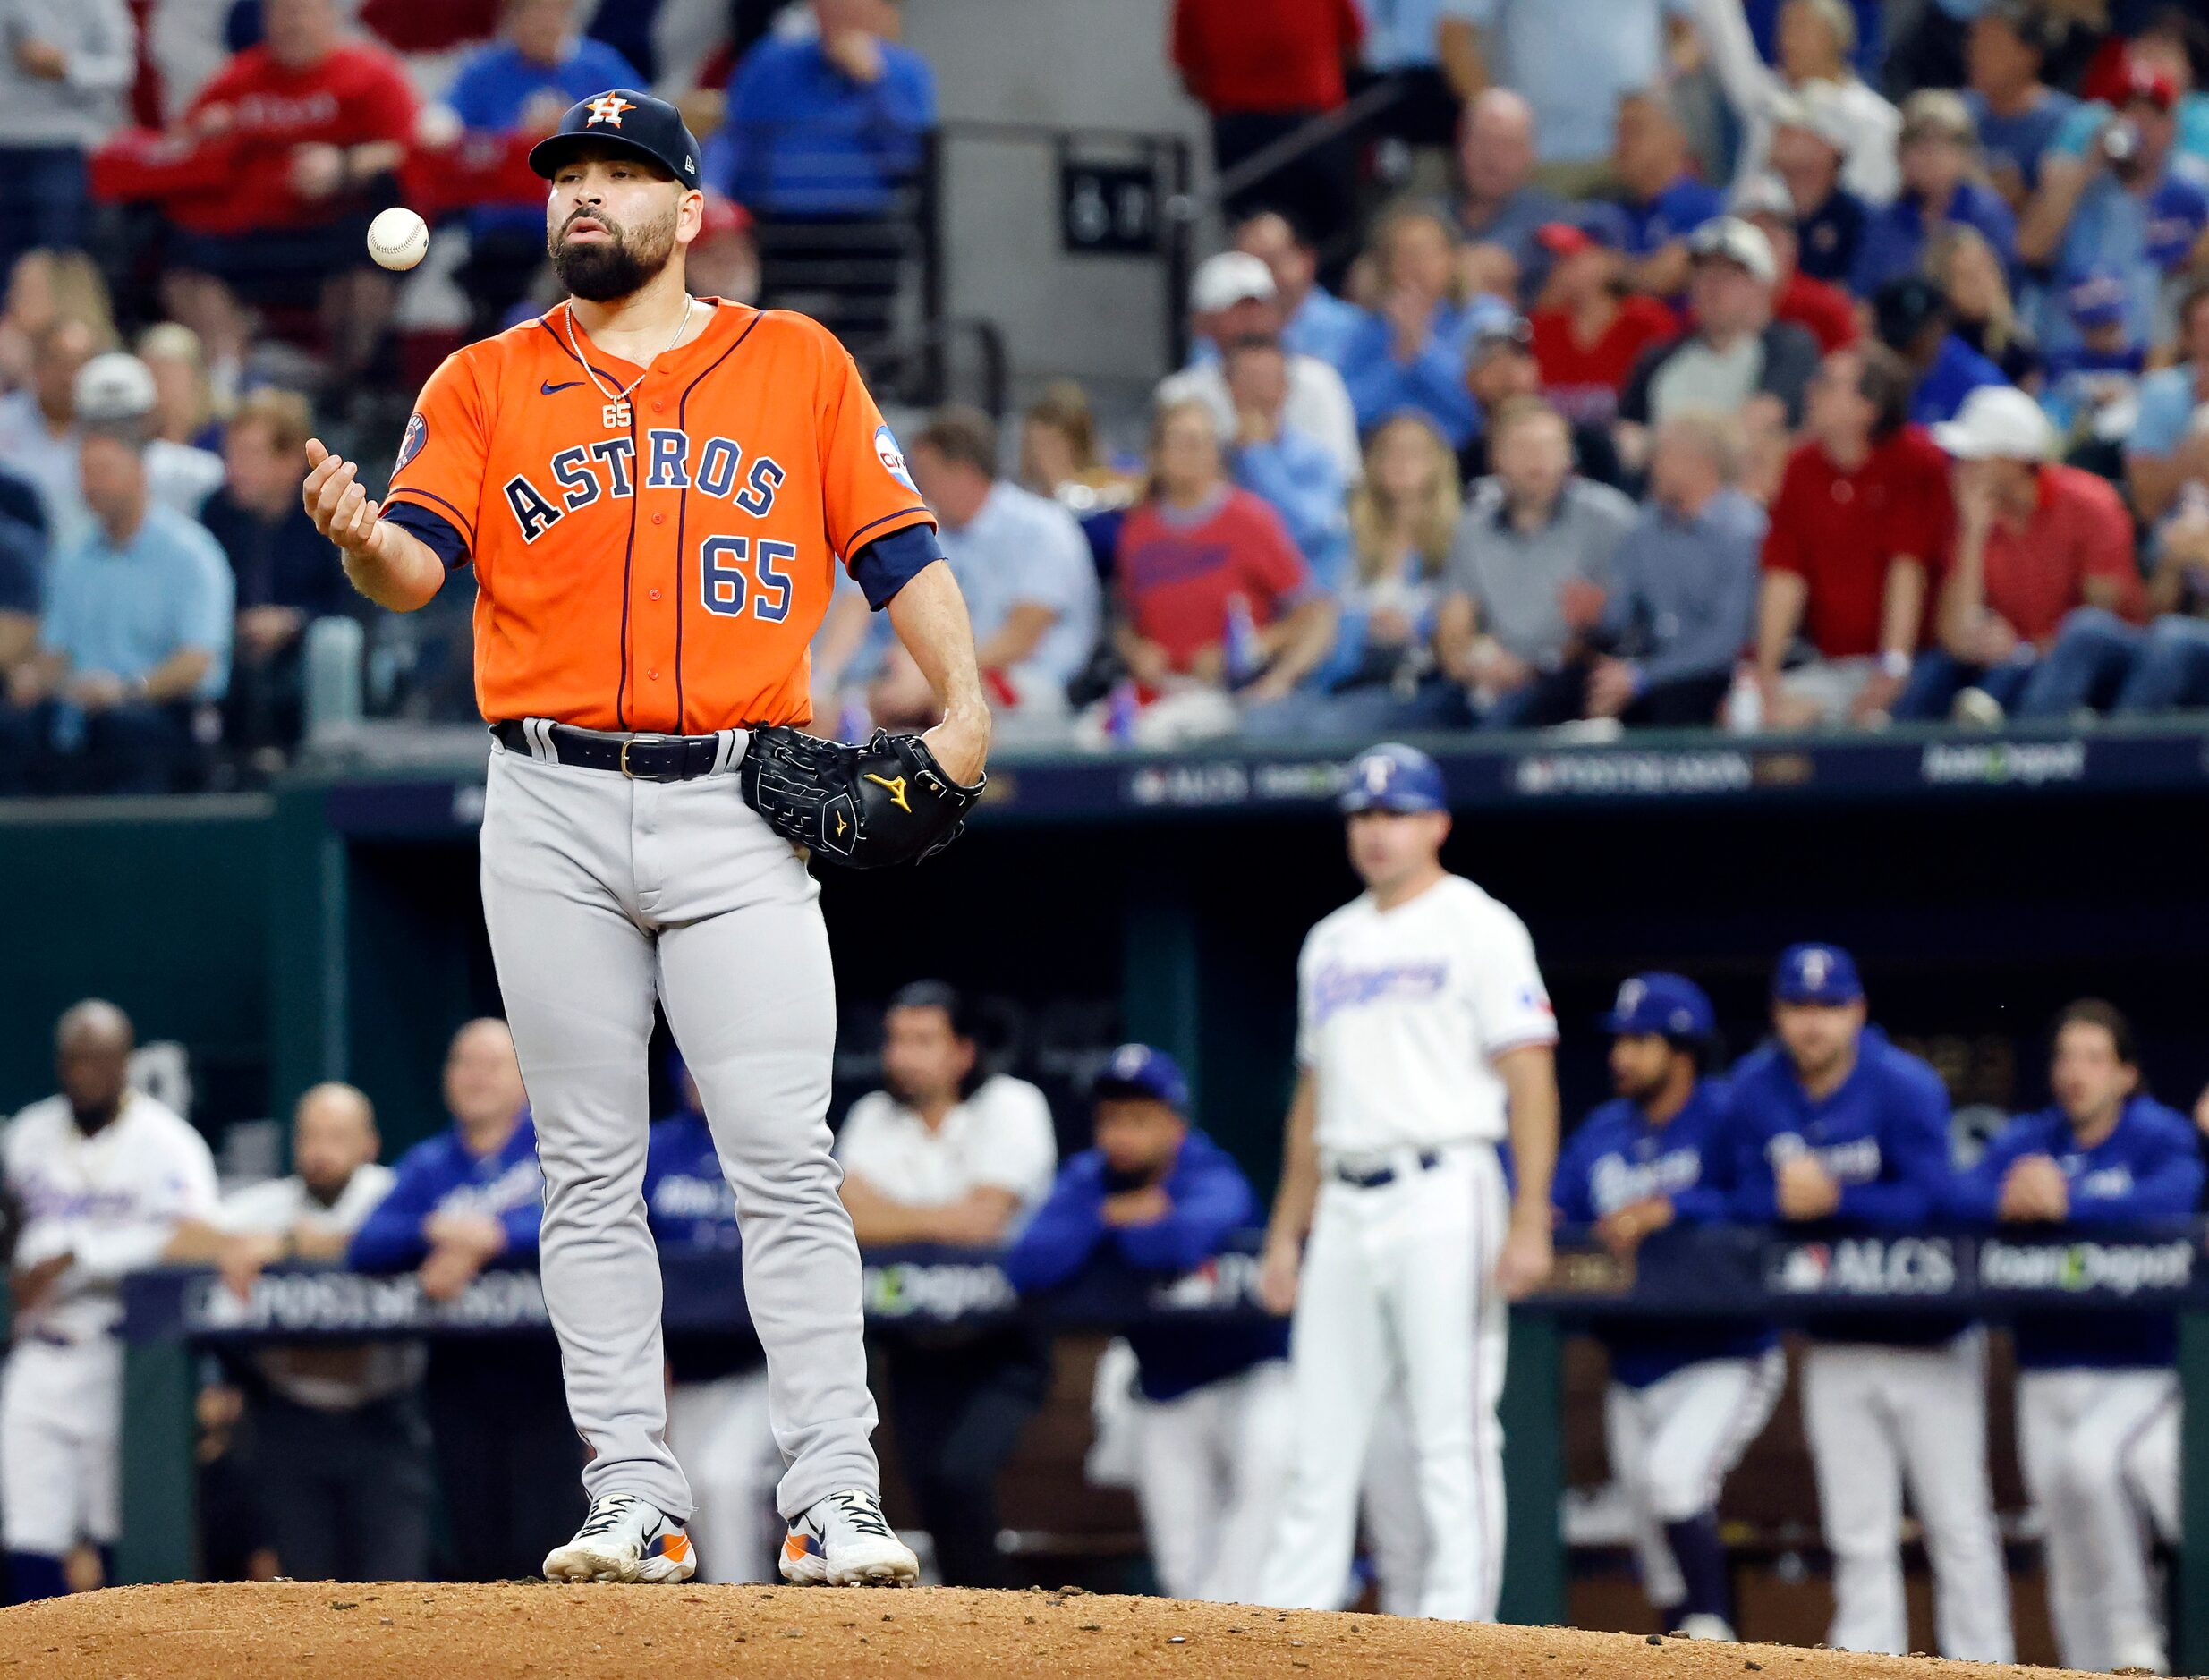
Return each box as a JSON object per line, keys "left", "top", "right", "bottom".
{"left": 302, "top": 89, "right": 990, "bottom": 1587}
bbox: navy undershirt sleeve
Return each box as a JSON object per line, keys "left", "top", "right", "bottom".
{"left": 849, "top": 522, "right": 944, "bottom": 610}
{"left": 383, "top": 502, "right": 471, "bottom": 571}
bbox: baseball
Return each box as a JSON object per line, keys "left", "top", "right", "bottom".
{"left": 367, "top": 206, "right": 429, "bottom": 271}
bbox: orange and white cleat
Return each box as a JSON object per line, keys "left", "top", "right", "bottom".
{"left": 544, "top": 1493, "right": 697, "bottom": 1583}
{"left": 777, "top": 1489, "right": 918, "bottom": 1586}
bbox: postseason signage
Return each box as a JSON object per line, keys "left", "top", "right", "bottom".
{"left": 1761, "top": 1233, "right": 2199, "bottom": 1309}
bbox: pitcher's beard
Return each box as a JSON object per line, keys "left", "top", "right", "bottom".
{"left": 551, "top": 213, "right": 678, "bottom": 302}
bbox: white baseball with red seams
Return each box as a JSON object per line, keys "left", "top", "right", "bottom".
{"left": 367, "top": 207, "right": 429, "bottom": 271}
{"left": 1258, "top": 873, "right": 1557, "bottom": 1621}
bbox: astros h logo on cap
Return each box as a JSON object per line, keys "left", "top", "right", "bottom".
{"left": 584, "top": 94, "right": 634, "bottom": 127}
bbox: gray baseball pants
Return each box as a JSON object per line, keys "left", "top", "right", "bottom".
{"left": 479, "top": 728, "right": 880, "bottom": 1523}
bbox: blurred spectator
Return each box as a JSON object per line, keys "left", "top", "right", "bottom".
{"left": 347, "top": 1018, "right": 576, "bottom": 1583}
{"left": 1953, "top": 1001, "right": 2197, "bottom": 1677}
{"left": 2019, "top": 60, "right": 2209, "bottom": 363}
{"left": 1930, "top": 225, "right": 2041, "bottom": 391}
{"left": 685, "top": 192, "right": 761, "bottom": 304}
{"left": 157, "top": 0, "right": 419, "bottom": 387}
{"left": 0, "top": 483, "right": 36, "bottom": 681}
{"left": 1731, "top": 174, "right": 1856, "bottom": 353}
{"left": 1002, "top": 1044, "right": 1292, "bottom": 1606}
{"left": 1113, "top": 399, "right": 1335, "bottom": 734}
{"left": 1434, "top": 396, "right": 1634, "bottom": 727}
{"left": 1018, "top": 379, "right": 1140, "bottom": 512}
{"left": 1530, "top": 205, "right": 1678, "bottom": 432}
{"left": 0, "top": 249, "right": 115, "bottom": 392}
{"left": 1169, "top": 0, "right": 1362, "bottom": 233}
{"left": 1871, "top": 276, "right": 2007, "bottom": 427}
{"left": 1450, "top": 88, "right": 1567, "bottom": 275}
{"left": 0, "top": 1, "right": 133, "bottom": 278}
{"left": 1455, "top": 0, "right": 1679, "bottom": 182}
{"left": 1619, "top": 219, "right": 1819, "bottom": 462}
{"left": 1159, "top": 250, "right": 1360, "bottom": 481}
{"left": 163, "top": 1082, "right": 432, "bottom": 1582}
{"left": 2043, "top": 8, "right": 2209, "bottom": 182}
{"left": 1755, "top": 344, "right": 1950, "bottom": 728}
{"left": 137, "top": 323, "right": 223, "bottom": 452}
{"left": 1315, "top": 412, "right": 1458, "bottom": 714}
{"left": 1225, "top": 338, "right": 1351, "bottom": 589}
{"left": 1338, "top": 206, "right": 1499, "bottom": 445}
{"left": 75, "top": 351, "right": 224, "bottom": 528}
{"left": 199, "top": 387, "right": 348, "bottom": 759}
{"left": 1961, "top": 2, "right": 2079, "bottom": 209}
{"left": 1708, "top": 2, "right": 1899, "bottom": 208}
{"left": 836, "top": 981, "right": 1057, "bottom": 1590}
{"left": 1354, "top": 0, "right": 1485, "bottom": 152}
{"left": 1233, "top": 210, "right": 1365, "bottom": 368}
{"left": 2041, "top": 270, "right": 2145, "bottom": 452}
{"left": 1766, "top": 85, "right": 1871, "bottom": 284}
{"left": 717, "top": 0, "right": 934, "bottom": 352}
{"left": 1851, "top": 90, "right": 2017, "bottom": 297}
{"left": 2123, "top": 277, "right": 2209, "bottom": 524}
{"left": 441, "top": 0, "right": 643, "bottom": 334}
{"left": 1611, "top": 85, "right": 1725, "bottom": 300}
{"left": 2045, "top": 490, "right": 2209, "bottom": 714}
{"left": 0, "top": 425, "right": 232, "bottom": 795}
{"left": 0, "top": 318, "right": 100, "bottom": 538}
{"left": 1468, "top": 312, "right": 1624, "bottom": 486}
{"left": 1586, "top": 412, "right": 1764, "bottom": 727}
{"left": 872, "top": 405, "right": 1098, "bottom": 732}
{"left": 1899, "top": 385, "right": 2139, "bottom": 723}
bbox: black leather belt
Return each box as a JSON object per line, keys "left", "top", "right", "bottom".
{"left": 492, "top": 719, "right": 729, "bottom": 782}
{"left": 1333, "top": 1150, "right": 1441, "bottom": 1189}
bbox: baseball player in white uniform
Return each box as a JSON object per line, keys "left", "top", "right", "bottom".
{"left": 1256, "top": 742, "right": 1561, "bottom": 1621}
{"left": 1, "top": 1000, "right": 218, "bottom": 1600}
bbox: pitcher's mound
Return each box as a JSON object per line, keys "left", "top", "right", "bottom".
{"left": 0, "top": 1582, "right": 2100, "bottom": 1679}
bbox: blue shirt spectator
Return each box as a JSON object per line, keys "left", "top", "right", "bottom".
{"left": 1460, "top": 0, "right": 1692, "bottom": 166}
{"left": 1793, "top": 182, "right": 1870, "bottom": 285}
{"left": 1338, "top": 298, "right": 1497, "bottom": 446}
{"left": 1360, "top": 0, "right": 1482, "bottom": 72}
{"left": 1913, "top": 332, "right": 2009, "bottom": 424}
{"left": 442, "top": 15, "right": 641, "bottom": 239}
{"left": 1596, "top": 462, "right": 1764, "bottom": 715}
{"left": 1622, "top": 174, "right": 1727, "bottom": 258}
{"left": 1453, "top": 88, "right": 1569, "bottom": 275}
{"left": 1233, "top": 424, "right": 1352, "bottom": 594}
{"left": 2038, "top": 166, "right": 2209, "bottom": 361}
{"left": 1965, "top": 88, "right": 2077, "bottom": 196}
{"left": 714, "top": 23, "right": 936, "bottom": 218}
{"left": 1851, "top": 178, "right": 2017, "bottom": 297}
{"left": 349, "top": 1110, "right": 543, "bottom": 1272}
{"left": 41, "top": 501, "right": 233, "bottom": 700}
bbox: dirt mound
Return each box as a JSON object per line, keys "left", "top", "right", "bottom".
{"left": 0, "top": 1582, "right": 2099, "bottom": 1679}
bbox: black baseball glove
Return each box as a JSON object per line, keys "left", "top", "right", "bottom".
{"left": 741, "top": 725, "right": 985, "bottom": 868}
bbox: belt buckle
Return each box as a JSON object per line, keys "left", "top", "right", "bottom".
{"left": 618, "top": 734, "right": 670, "bottom": 779}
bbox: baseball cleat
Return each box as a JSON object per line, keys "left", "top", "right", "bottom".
{"left": 778, "top": 1489, "right": 918, "bottom": 1586}
{"left": 543, "top": 1492, "right": 696, "bottom": 1583}
{"left": 1675, "top": 1614, "right": 1737, "bottom": 1642}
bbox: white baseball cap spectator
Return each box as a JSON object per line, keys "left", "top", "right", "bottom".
{"left": 1729, "top": 172, "right": 1797, "bottom": 223}
{"left": 74, "top": 352, "right": 158, "bottom": 426}
{"left": 1190, "top": 250, "right": 1277, "bottom": 315}
{"left": 1686, "top": 217, "right": 1777, "bottom": 285}
{"left": 1933, "top": 384, "right": 2056, "bottom": 461}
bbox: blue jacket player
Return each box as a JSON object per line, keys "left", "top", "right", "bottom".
{"left": 644, "top": 1055, "right": 781, "bottom": 1584}
{"left": 1954, "top": 1000, "right": 2201, "bottom": 1676}
{"left": 1002, "top": 1045, "right": 1292, "bottom": 1604}
{"left": 1553, "top": 973, "right": 1780, "bottom": 1642}
{"left": 1728, "top": 946, "right": 2012, "bottom": 1662}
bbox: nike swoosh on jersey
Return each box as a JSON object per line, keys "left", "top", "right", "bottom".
{"left": 540, "top": 379, "right": 584, "bottom": 395}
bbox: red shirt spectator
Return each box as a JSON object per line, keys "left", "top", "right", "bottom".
{"left": 1967, "top": 464, "right": 2143, "bottom": 641}
{"left": 1763, "top": 424, "right": 1952, "bottom": 658}
{"left": 1171, "top": 0, "right": 1361, "bottom": 114}
{"left": 1118, "top": 486, "right": 1309, "bottom": 670}
{"left": 174, "top": 38, "right": 417, "bottom": 234}
{"left": 1530, "top": 293, "right": 1678, "bottom": 428}
{"left": 1773, "top": 267, "right": 1859, "bottom": 354}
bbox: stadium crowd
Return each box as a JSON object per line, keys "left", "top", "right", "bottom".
{"left": 2, "top": 1, "right": 2209, "bottom": 785}
{"left": 10, "top": 956, "right": 2209, "bottom": 1672}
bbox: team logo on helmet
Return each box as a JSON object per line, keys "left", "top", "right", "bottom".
{"left": 395, "top": 411, "right": 428, "bottom": 471}
{"left": 1615, "top": 978, "right": 1646, "bottom": 1016}
{"left": 874, "top": 425, "right": 916, "bottom": 491}
{"left": 584, "top": 94, "right": 635, "bottom": 127}
{"left": 1800, "top": 948, "right": 1832, "bottom": 989}
{"left": 1362, "top": 755, "right": 1393, "bottom": 793}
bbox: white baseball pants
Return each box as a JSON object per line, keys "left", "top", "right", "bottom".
{"left": 1134, "top": 1359, "right": 1296, "bottom": 1602}
{"left": 2018, "top": 1366, "right": 2179, "bottom": 1673}
{"left": 1258, "top": 1145, "right": 1509, "bottom": 1621}
{"left": 667, "top": 1370, "right": 783, "bottom": 1582}
{"left": 1801, "top": 1334, "right": 2013, "bottom": 1661}
{"left": 0, "top": 1340, "right": 121, "bottom": 1554}
{"left": 1604, "top": 1348, "right": 1786, "bottom": 1610}
{"left": 480, "top": 737, "right": 880, "bottom": 1524}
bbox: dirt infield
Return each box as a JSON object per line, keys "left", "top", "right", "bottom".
{"left": 0, "top": 1582, "right": 2105, "bottom": 1679}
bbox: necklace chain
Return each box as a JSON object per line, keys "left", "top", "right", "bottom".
{"left": 562, "top": 294, "right": 695, "bottom": 412}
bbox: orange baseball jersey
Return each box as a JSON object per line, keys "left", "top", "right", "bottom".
{"left": 381, "top": 298, "right": 935, "bottom": 733}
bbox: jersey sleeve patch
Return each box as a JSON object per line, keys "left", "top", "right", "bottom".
{"left": 395, "top": 410, "right": 429, "bottom": 472}
{"left": 874, "top": 424, "right": 917, "bottom": 492}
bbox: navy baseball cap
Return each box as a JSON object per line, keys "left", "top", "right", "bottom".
{"left": 531, "top": 89, "right": 703, "bottom": 193}
{"left": 1339, "top": 742, "right": 1447, "bottom": 814}
{"left": 1773, "top": 943, "right": 1864, "bottom": 1005}
{"left": 1092, "top": 1043, "right": 1189, "bottom": 1110}
{"left": 1599, "top": 972, "right": 1715, "bottom": 1039}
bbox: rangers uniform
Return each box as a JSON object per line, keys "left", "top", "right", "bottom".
{"left": 1, "top": 1090, "right": 217, "bottom": 1592}
{"left": 1730, "top": 946, "right": 2011, "bottom": 1662}
{"left": 1957, "top": 1093, "right": 2203, "bottom": 1673}
{"left": 1259, "top": 843, "right": 1556, "bottom": 1620}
